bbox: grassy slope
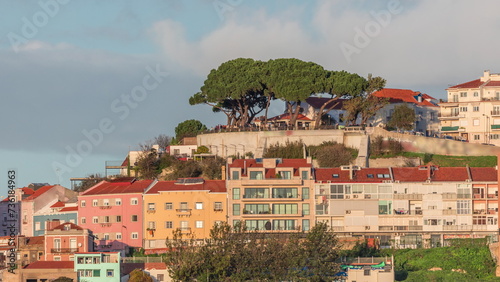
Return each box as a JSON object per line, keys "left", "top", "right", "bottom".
{"left": 373, "top": 152, "right": 497, "bottom": 167}
{"left": 381, "top": 240, "right": 500, "bottom": 281}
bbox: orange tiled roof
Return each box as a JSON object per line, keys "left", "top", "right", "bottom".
{"left": 315, "top": 168, "right": 391, "bottom": 182}
{"left": 49, "top": 222, "right": 83, "bottom": 231}
{"left": 23, "top": 185, "right": 56, "bottom": 201}
{"left": 372, "top": 88, "right": 437, "bottom": 107}
{"left": 60, "top": 206, "right": 78, "bottom": 212}
{"left": 81, "top": 179, "right": 153, "bottom": 195}
{"left": 50, "top": 201, "right": 65, "bottom": 208}
{"left": 447, "top": 79, "right": 484, "bottom": 89}
{"left": 146, "top": 179, "right": 226, "bottom": 194}
{"left": 268, "top": 113, "right": 312, "bottom": 121}
{"left": 24, "top": 261, "right": 74, "bottom": 269}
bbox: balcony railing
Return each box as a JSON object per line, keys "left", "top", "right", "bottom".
{"left": 51, "top": 248, "right": 79, "bottom": 253}
{"left": 393, "top": 210, "right": 422, "bottom": 215}
{"left": 438, "top": 112, "right": 463, "bottom": 119}
{"left": 491, "top": 111, "right": 500, "bottom": 116}
{"left": 176, "top": 208, "right": 192, "bottom": 212}
{"left": 147, "top": 209, "right": 156, "bottom": 214}
{"left": 99, "top": 206, "right": 112, "bottom": 209}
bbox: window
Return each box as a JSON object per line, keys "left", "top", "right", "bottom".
{"left": 460, "top": 92, "right": 467, "bottom": 97}
{"left": 233, "top": 204, "right": 240, "bottom": 216}
{"left": 115, "top": 198, "right": 122, "bottom": 206}
{"left": 148, "top": 221, "right": 156, "bottom": 229}
{"left": 301, "top": 170, "right": 309, "bottom": 180}
{"left": 457, "top": 200, "right": 471, "bottom": 214}
{"left": 302, "top": 187, "right": 310, "bottom": 199}
{"left": 131, "top": 232, "right": 138, "bottom": 239}
{"left": 473, "top": 106, "right": 479, "bottom": 112}
{"left": 180, "top": 221, "right": 189, "bottom": 231}
{"left": 103, "top": 199, "right": 109, "bottom": 206}
{"left": 249, "top": 171, "right": 264, "bottom": 180}
{"left": 131, "top": 215, "right": 138, "bottom": 222}
{"left": 364, "top": 268, "right": 371, "bottom": 276}
{"left": 165, "top": 221, "right": 173, "bottom": 229}
{"left": 474, "top": 91, "right": 479, "bottom": 97}
{"left": 474, "top": 135, "right": 480, "bottom": 140}
{"left": 116, "top": 215, "right": 121, "bottom": 222}
{"left": 214, "top": 202, "right": 223, "bottom": 211}
{"left": 302, "top": 219, "right": 310, "bottom": 231}
{"left": 107, "top": 269, "right": 114, "bottom": 277}
{"left": 473, "top": 216, "right": 487, "bottom": 225}
{"left": 272, "top": 219, "right": 295, "bottom": 230}
{"left": 245, "top": 188, "right": 269, "bottom": 198}
{"left": 54, "top": 256, "right": 61, "bottom": 261}
{"left": 244, "top": 204, "right": 270, "bottom": 214}
{"left": 104, "top": 233, "right": 110, "bottom": 240}
{"left": 232, "top": 170, "right": 240, "bottom": 180}
{"left": 104, "top": 216, "right": 110, "bottom": 223}
{"left": 460, "top": 106, "right": 468, "bottom": 112}
{"left": 272, "top": 204, "right": 298, "bottom": 214}
{"left": 302, "top": 203, "right": 310, "bottom": 215}
{"left": 279, "top": 170, "right": 292, "bottom": 179}
{"left": 195, "top": 202, "right": 203, "bottom": 210}
{"left": 131, "top": 198, "right": 138, "bottom": 205}
{"left": 196, "top": 221, "right": 204, "bottom": 228}
{"left": 157, "top": 274, "right": 165, "bottom": 281}
{"left": 273, "top": 188, "right": 297, "bottom": 198}
{"left": 81, "top": 200, "right": 86, "bottom": 207}
{"left": 34, "top": 222, "right": 40, "bottom": 231}
{"left": 474, "top": 119, "right": 480, "bottom": 126}
{"left": 245, "top": 220, "right": 271, "bottom": 230}
{"left": 165, "top": 202, "right": 173, "bottom": 210}
{"left": 81, "top": 217, "right": 86, "bottom": 224}
{"left": 116, "top": 233, "right": 122, "bottom": 240}
{"left": 491, "top": 134, "right": 500, "bottom": 140}
{"left": 148, "top": 203, "right": 156, "bottom": 211}
{"left": 92, "top": 200, "right": 98, "bottom": 207}
{"left": 92, "top": 217, "right": 98, "bottom": 224}
{"left": 179, "top": 202, "right": 189, "bottom": 211}
{"left": 233, "top": 188, "right": 240, "bottom": 200}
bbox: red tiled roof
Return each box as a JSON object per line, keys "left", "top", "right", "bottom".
{"left": 21, "top": 187, "right": 35, "bottom": 195}
{"left": 121, "top": 157, "right": 129, "bottom": 167}
{"left": 50, "top": 201, "right": 65, "bottom": 208}
{"left": 485, "top": 81, "right": 500, "bottom": 87}
{"left": 146, "top": 180, "right": 226, "bottom": 194}
{"left": 24, "top": 261, "right": 74, "bottom": 269}
{"left": 23, "top": 185, "right": 56, "bottom": 201}
{"left": 26, "top": 236, "right": 45, "bottom": 245}
{"left": 372, "top": 88, "right": 437, "bottom": 107}
{"left": 268, "top": 113, "right": 312, "bottom": 121}
{"left": 305, "top": 97, "right": 346, "bottom": 110}
{"left": 50, "top": 222, "right": 83, "bottom": 231}
{"left": 447, "top": 79, "right": 484, "bottom": 89}
{"left": 81, "top": 179, "right": 153, "bottom": 195}
{"left": 430, "top": 167, "right": 469, "bottom": 182}
{"left": 229, "top": 159, "right": 312, "bottom": 169}
{"left": 60, "top": 206, "right": 78, "bottom": 212}
{"left": 470, "top": 167, "right": 497, "bottom": 182}
{"left": 145, "top": 262, "right": 168, "bottom": 270}
{"left": 315, "top": 168, "right": 391, "bottom": 182}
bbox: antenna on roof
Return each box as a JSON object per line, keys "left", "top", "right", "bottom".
{"left": 130, "top": 178, "right": 137, "bottom": 184}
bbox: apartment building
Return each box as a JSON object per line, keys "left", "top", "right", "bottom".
{"left": 143, "top": 178, "right": 226, "bottom": 251}
{"left": 440, "top": 70, "right": 500, "bottom": 144}
{"left": 44, "top": 221, "right": 93, "bottom": 261}
{"left": 78, "top": 179, "right": 154, "bottom": 255}
{"left": 74, "top": 252, "right": 121, "bottom": 281}
{"left": 315, "top": 165, "right": 498, "bottom": 248}
{"left": 227, "top": 158, "right": 315, "bottom": 232}
{"left": 0, "top": 187, "right": 34, "bottom": 236}
{"left": 33, "top": 201, "right": 78, "bottom": 236}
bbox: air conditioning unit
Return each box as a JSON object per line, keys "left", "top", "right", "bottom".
{"left": 345, "top": 210, "right": 351, "bottom": 214}
{"left": 345, "top": 195, "right": 350, "bottom": 199}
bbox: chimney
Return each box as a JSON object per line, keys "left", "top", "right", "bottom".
{"left": 481, "top": 70, "right": 491, "bottom": 82}
{"left": 221, "top": 165, "right": 226, "bottom": 180}
{"left": 427, "top": 166, "right": 432, "bottom": 181}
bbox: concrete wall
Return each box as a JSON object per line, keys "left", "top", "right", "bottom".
{"left": 197, "top": 129, "right": 364, "bottom": 158}
{"left": 368, "top": 127, "right": 500, "bottom": 156}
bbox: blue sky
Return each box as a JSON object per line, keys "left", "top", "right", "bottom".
{"left": 1, "top": 0, "right": 500, "bottom": 194}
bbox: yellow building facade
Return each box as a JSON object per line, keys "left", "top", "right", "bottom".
{"left": 142, "top": 178, "right": 227, "bottom": 252}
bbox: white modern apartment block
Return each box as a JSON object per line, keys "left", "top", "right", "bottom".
{"left": 315, "top": 165, "right": 498, "bottom": 249}
{"left": 440, "top": 70, "right": 500, "bottom": 144}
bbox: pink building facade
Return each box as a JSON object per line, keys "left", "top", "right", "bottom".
{"left": 44, "top": 222, "right": 93, "bottom": 261}
{"left": 78, "top": 179, "right": 154, "bottom": 255}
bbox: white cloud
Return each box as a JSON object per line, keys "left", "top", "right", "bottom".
{"left": 151, "top": 0, "right": 500, "bottom": 97}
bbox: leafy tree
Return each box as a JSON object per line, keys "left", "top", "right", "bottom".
{"left": 387, "top": 103, "right": 416, "bottom": 131}
{"left": 154, "top": 134, "right": 171, "bottom": 149}
{"left": 199, "top": 156, "right": 225, "bottom": 180}
{"left": 311, "top": 71, "right": 368, "bottom": 129}
{"left": 174, "top": 119, "right": 207, "bottom": 141}
{"left": 73, "top": 173, "right": 107, "bottom": 192}
{"left": 266, "top": 58, "right": 327, "bottom": 128}
{"left": 263, "top": 140, "right": 305, "bottom": 158}
{"left": 190, "top": 58, "right": 268, "bottom": 127}
{"left": 164, "top": 222, "right": 340, "bottom": 281}
{"left": 310, "top": 142, "right": 357, "bottom": 167}
{"left": 128, "top": 268, "right": 153, "bottom": 282}
{"left": 342, "top": 74, "right": 387, "bottom": 125}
